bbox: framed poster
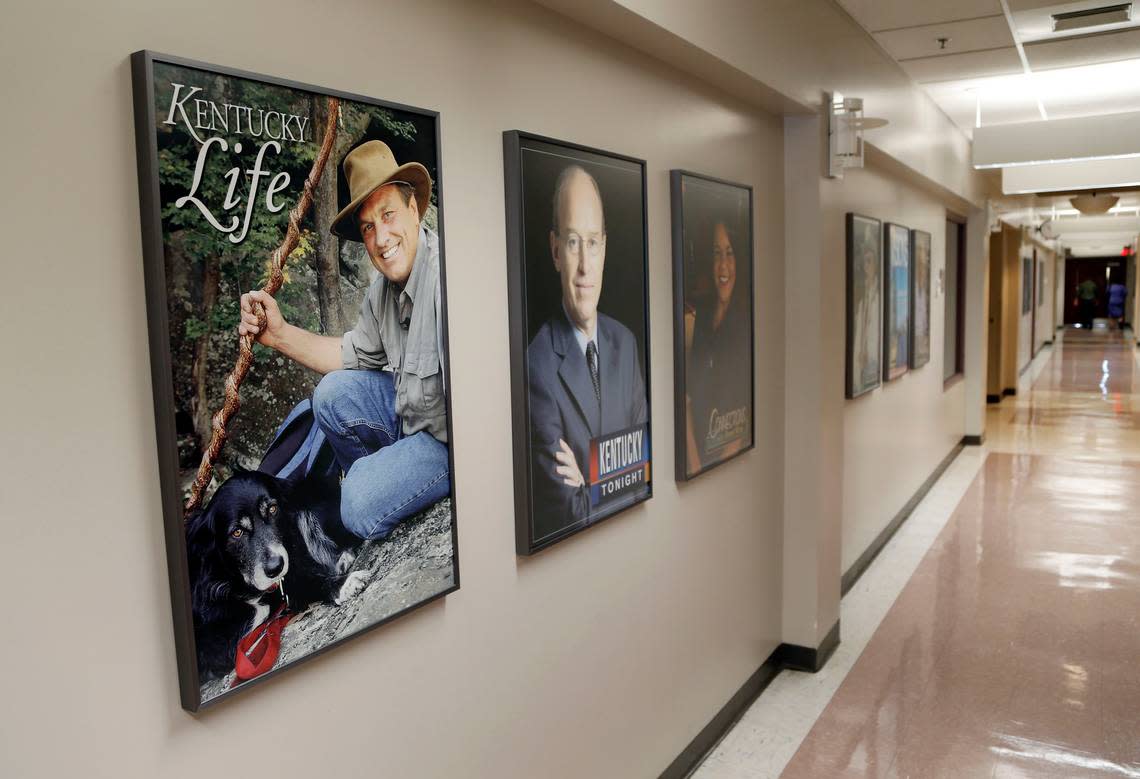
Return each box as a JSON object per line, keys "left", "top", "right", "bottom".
{"left": 883, "top": 222, "right": 911, "bottom": 381}
{"left": 910, "top": 229, "right": 931, "bottom": 369}
{"left": 846, "top": 213, "right": 883, "bottom": 398}
{"left": 132, "top": 51, "right": 460, "bottom": 711}
{"left": 670, "top": 170, "right": 754, "bottom": 481}
{"left": 503, "top": 131, "right": 652, "bottom": 554}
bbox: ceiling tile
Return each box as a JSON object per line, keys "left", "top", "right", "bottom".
{"left": 923, "top": 80, "right": 1044, "bottom": 137}
{"left": 1025, "top": 27, "right": 1140, "bottom": 68}
{"left": 901, "top": 47, "right": 1024, "bottom": 82}
{"left": 875, "top": 16, "right": 1013, "bottom": 60}
{"left": 1006, "top": 0, "right": 1074, "bottom": 10}
{"left": 838, "top": 0, "right": 1004, "bottom": 32}
{"left": 1044, "top": 92, "right": 1140, "bottom": 121}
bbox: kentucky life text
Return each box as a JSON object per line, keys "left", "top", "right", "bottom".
{"left": 162, "top": 83, "right": 311, "bottom": 245}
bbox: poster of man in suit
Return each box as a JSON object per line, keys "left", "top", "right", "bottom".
{"left": 504, "top": 132, "right": 652, "bottom": 554}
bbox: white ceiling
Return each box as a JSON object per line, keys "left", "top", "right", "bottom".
{"left": 838, "top": 0, "right": 1140, "bottom": 255}
{"left": 837, "top": 0, "right": 1140, "bottom": 137}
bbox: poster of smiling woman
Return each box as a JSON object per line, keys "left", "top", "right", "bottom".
{"left": 503, "top": 132, "right": 652, "bottom": 554}
{"left": 671, "top": 171, "right": 755, "bottom": 480}
{"left": 131, "top": 52, "right": 459, "bottom": 711}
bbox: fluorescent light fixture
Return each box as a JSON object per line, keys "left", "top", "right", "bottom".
{"left": 1035, "top": 214, "right": 1140, "bottom": 236}
{"left": 1002, "top": 157, "right": 1140, "bottom": 194}
{"left": 980, "top": 153, "right": 1140, "bottom": 170}
{"left": 973, "top": 110, "right": 1140, "bottom": 168}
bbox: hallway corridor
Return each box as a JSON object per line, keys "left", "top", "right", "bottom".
{"left": 700, "top": 328, "right": 1140, "bottom": 778}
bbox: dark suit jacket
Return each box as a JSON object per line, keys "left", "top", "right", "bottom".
{"left": 526, "top": 310, "right": 649, "bottom": 542}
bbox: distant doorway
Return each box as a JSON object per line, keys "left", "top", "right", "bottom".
{"left": 1064, "top": 257, "right": 1125, "bottom": 326}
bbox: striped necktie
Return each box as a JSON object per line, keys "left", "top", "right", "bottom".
{"left": 586, "top": 341, "right": 600, "bottom": 401}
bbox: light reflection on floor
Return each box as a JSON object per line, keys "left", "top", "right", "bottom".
{"left": 696, "top": 328, "right": 1140, "bottom": 778}
{"left": 779, "top": 328, "right": 1140, "bottom": 778}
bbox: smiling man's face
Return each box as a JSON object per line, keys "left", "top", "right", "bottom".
{"left": 550, "top": 168, "right": 606, "bottom": 337}
{"left": 357, "top": 183, "right": 421, "bottom": 285}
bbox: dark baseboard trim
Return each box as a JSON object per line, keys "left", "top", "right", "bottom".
{"left": 841, "top": 442, "right": 964, "bottom": 596}
{"left": 986, "top": 394, "right": 1001, "bottom": 404}
{"left": 773, "top": 621, "right": 841, "bottom": 673}
{"left": 659, "top": 657, "right": 781, "bottom": 779}
{"left": 1002, "top": 388, "right": 1017, "bottom": 397}
{"left": 660, "top": 620, "right": 841, "bottom": 779}
{"left": 962, "top": 434, "right": 985, "bottom": 446}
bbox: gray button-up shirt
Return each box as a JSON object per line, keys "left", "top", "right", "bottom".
{"left": 341, "top": 225, "right": 447, "bottom": 443}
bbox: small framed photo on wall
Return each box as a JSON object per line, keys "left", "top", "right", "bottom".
{"left": 846, "top": 213, "right": 883, "bottom": 398}
{"left": 503, "top": 131, "right": 652, "bottom": 555}
{"left": 910, "top": 229, "right": 932, "bottom": 369}
{"left": 671, "top": 170, "right": 754, "bottom": 480}
{"left": 883, "top": 222, "right": 911, "bottom": 381}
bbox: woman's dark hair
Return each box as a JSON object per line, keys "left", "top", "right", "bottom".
{"left": 706, "top": 212, "right": 748, "bottom": 288}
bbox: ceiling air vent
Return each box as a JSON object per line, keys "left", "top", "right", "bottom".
{"left": 1052, "top": 3, "right": 1132, "bottom": 32}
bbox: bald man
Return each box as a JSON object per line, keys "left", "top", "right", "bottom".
{"left": 526, "top": 165, "right": 649, "bottom": 542}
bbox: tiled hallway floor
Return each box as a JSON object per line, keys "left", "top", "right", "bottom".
{"left": 696, "top": 328, "right": 1140, "bottom": 778}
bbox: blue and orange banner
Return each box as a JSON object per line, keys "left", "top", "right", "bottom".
{"left": 588, "top": 424, "right": 650, "bottom": 508}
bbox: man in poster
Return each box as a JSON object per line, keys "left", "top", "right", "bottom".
{"left": 527, "top": 165, "right": 649, "bottom": 541}
{"left": 238, "top": 140, "right": 450, "bottom": 541}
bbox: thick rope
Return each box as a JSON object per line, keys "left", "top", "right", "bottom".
{"left": 185, "top": 96, "right": 340, "bottom": 514}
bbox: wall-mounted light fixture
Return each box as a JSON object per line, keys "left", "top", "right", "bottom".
{"left": 827, "top": 93, "right": 889, "bottom": 179}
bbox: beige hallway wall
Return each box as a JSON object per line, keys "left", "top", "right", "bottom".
{"left": 826, "top": 162, "right": 966, "bottom": 573}
{"left": 0, "top": 1, "right": 786, "bottom": 777}
{"left": 542, "top": 0, "right": 986, "bottom": 204}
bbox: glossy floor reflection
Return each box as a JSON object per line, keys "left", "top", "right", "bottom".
{"left": 777, "top": 328, "right": 1140, "bottom": 778}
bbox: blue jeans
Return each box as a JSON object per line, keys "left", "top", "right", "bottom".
{"left": 312, "top": 370, "right": 450, "bottom": 540}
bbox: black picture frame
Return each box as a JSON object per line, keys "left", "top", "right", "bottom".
{"left": 131, "top": 51, "right": 460, "bottom": 711}
{"left": 503, "top": 130, "right": 652, "bottom": 555}
{"left": 670, "top": 170, "right": 755, "bottom": 481}
{"left": 883, "top": 222, "right": 912, "bottom": 381}
{"left": 846, "top": 212, "right": 883, "bottom": 399}
{"left": 909, "top": 229, "right": 932, "bottom": 369}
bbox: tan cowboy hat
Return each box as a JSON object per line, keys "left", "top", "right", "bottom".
{"left": 330, "top": 140, "right": 432, "bottom": 243}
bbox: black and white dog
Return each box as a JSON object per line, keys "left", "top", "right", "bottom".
{"left": 186, "top": 469, "right": 368, "bottom": 681}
